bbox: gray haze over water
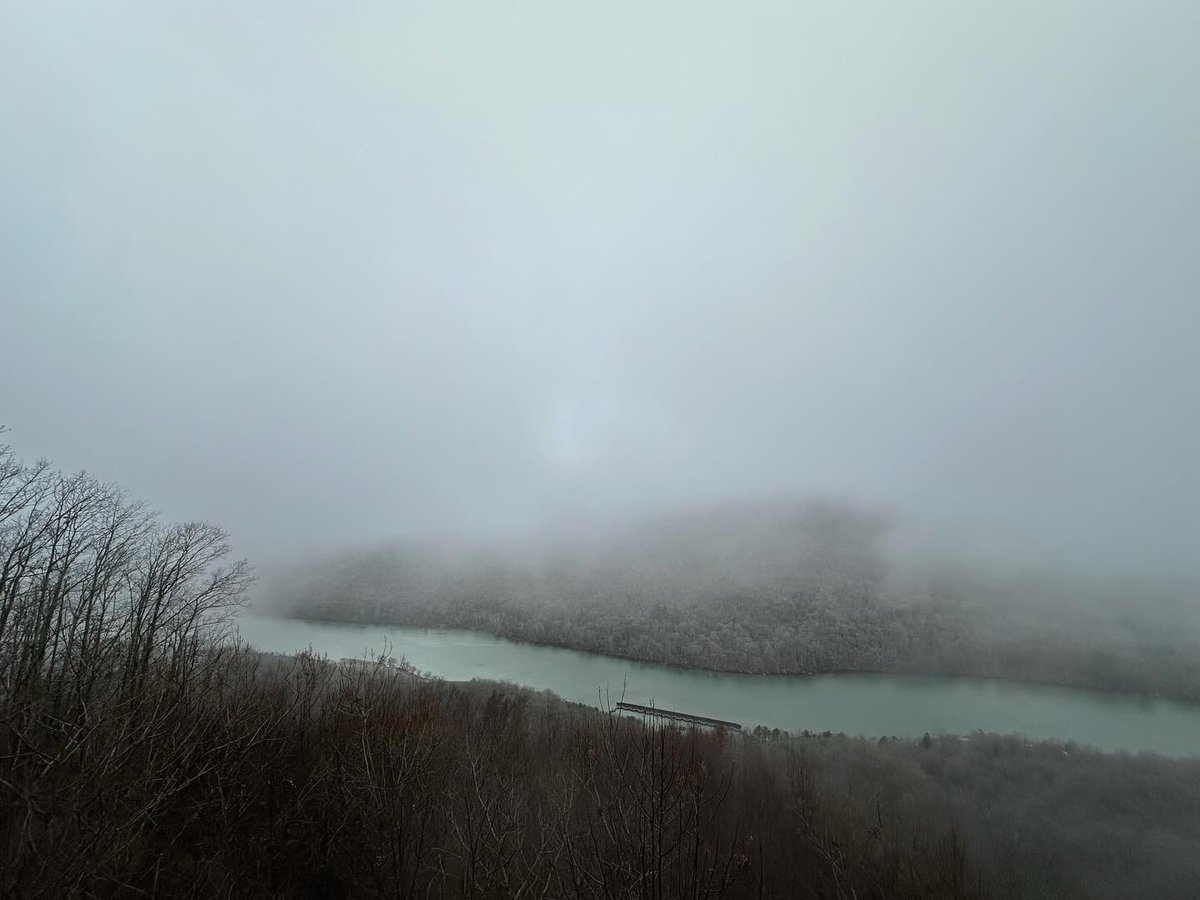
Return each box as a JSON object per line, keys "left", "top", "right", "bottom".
{"left": 2, "top": 3, "right": 1197, "bottom": 575}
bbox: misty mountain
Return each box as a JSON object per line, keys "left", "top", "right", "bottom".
{"left": 265, "top": 498, "right": 1200, "bottom": 700}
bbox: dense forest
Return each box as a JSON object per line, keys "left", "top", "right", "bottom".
{"left": 266, "top": 503, "right": 1200, "bottom": 701}
{"left": 5, "top": 435, "right": 1200, "bottom": 898}
{"left": 10, "top": 646, "right": 1200, "bottom": 899}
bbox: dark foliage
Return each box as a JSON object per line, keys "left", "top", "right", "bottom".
{"left": 4, "top": 435, "right": 1199, "bottom": 898}
{"left": 5, "top": 651, "right": 1200, "bottom": 899}
{"left": 2, "top": 650, "right": 994, "bottom": 899}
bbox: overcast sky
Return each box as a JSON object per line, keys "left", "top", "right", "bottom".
{"left": 2, "top": 2, "right": 1197, "bottom": 572}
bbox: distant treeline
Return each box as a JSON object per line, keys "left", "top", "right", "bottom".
{"left": 269, "top": 503, "right": 1200, "bottom": 701}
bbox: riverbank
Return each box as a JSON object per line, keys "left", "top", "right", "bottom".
{"left": 274, "top": 604, "right": 1200, "bottom": 705}
{"left": 263, "top": 500, "right": 1200, "bottom": 707}
{"left": 10, "top": 612, "right": 1198, "bottom": 899}
{"left": 237, "top": 613, "right": 1200, "bottom": 756}
{"left": 200, "top": 646, "right": 1200, "bottom": 897}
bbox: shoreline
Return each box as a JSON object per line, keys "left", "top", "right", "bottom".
{"left": 244, "top": 610, "right": 1200, "bottom": 707}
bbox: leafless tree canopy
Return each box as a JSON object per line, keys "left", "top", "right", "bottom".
{"left": 2, "top": 434, "right": 1199, "bottom": 898}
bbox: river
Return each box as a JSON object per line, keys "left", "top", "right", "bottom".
{"left": 235, "top": 614, "right": 1200, "bottom": 757}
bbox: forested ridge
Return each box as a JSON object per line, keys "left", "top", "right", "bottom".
{"left": 268, "top": 504, "right": 1200, "bottom": 702}
{"left": 11, "top": 645, "right": 1200, "bottom": 900}
{"left": 5, "top": 434, "right": 1200, "bottom": 898}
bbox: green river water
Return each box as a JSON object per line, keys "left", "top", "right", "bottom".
{"left": 235, "top": 614, "right": 1200, "bottom": 757}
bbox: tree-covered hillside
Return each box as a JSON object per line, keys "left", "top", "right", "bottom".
{"left": 267, "top": 501, "right": 1200, "bottom": 700}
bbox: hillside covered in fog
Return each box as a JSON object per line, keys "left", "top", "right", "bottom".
{"left": 264, "top": 500, "right": 1200, "bottom": 700}
{"left": 6, "top": 0, "right": 1200, "bottom": 894}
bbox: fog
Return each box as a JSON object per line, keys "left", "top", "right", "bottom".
{"left": 2, "top": 2, "right": 1197, "bottom": 576}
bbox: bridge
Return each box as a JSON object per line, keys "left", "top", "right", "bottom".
{"left": 616, "top": 701, "right": 742, "bottom": 731}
